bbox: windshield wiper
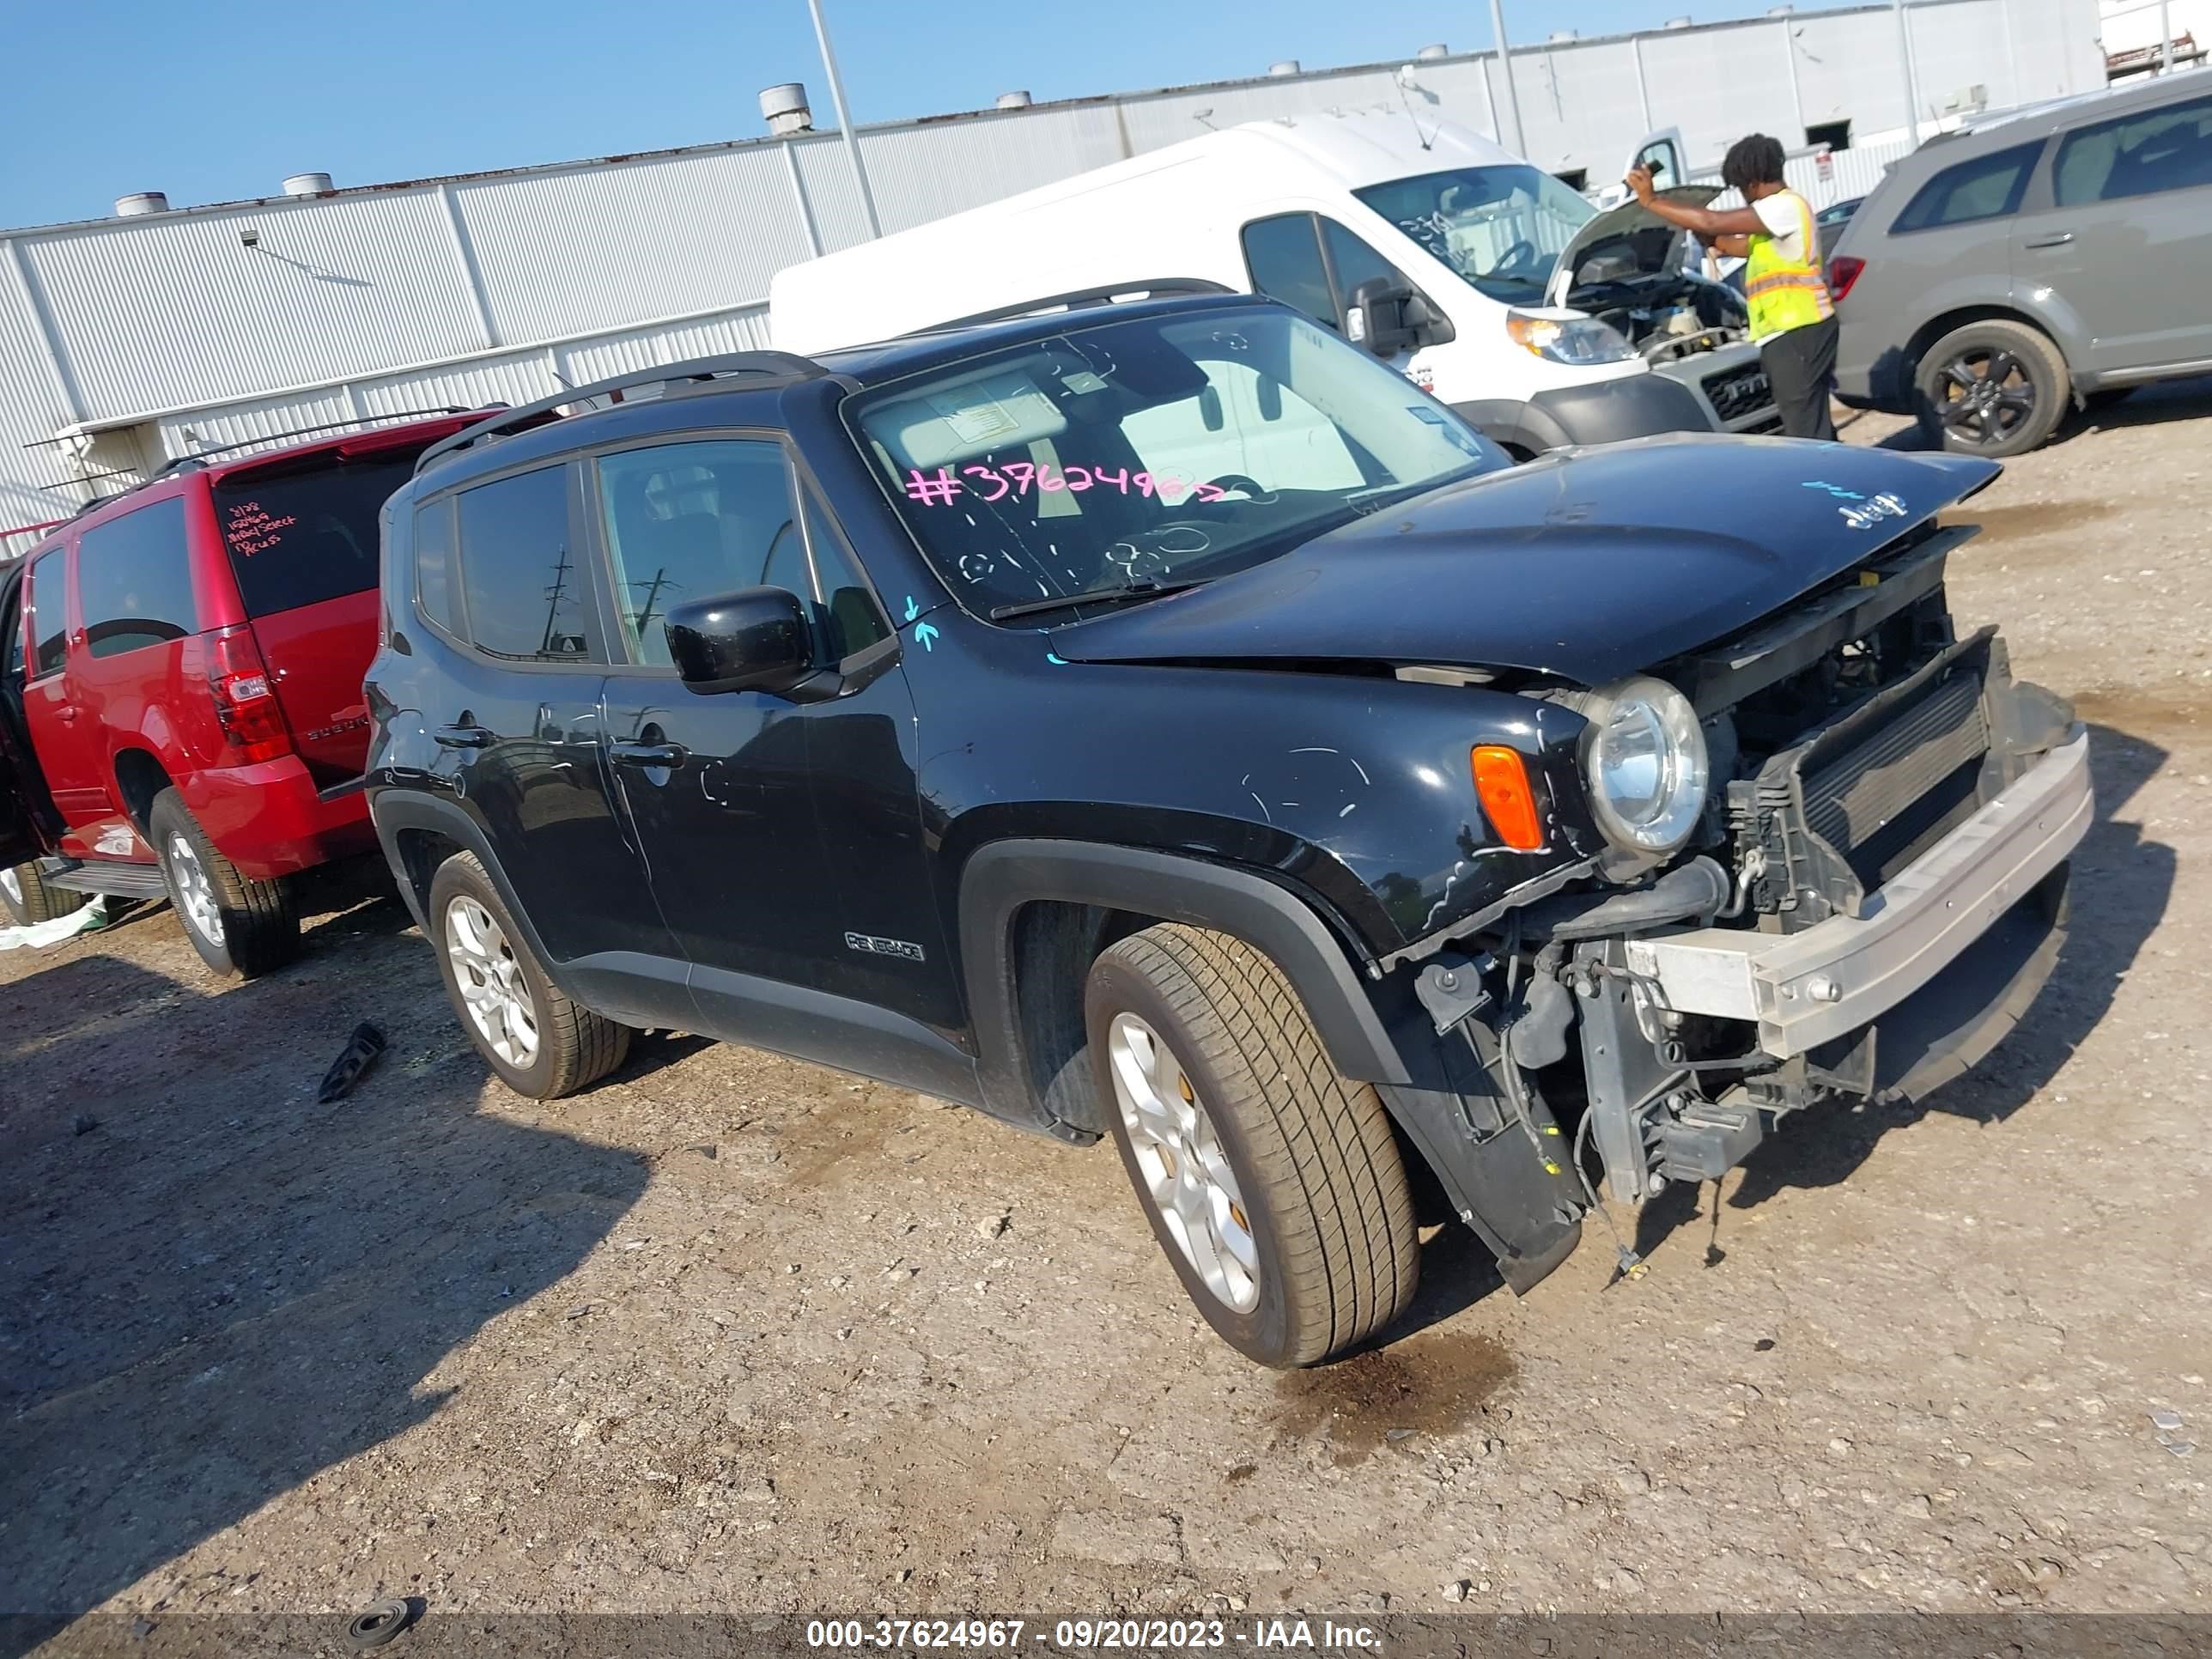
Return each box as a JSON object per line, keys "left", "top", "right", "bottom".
{"left": 988, "top": 578, "right": 1208, "bottom": 622}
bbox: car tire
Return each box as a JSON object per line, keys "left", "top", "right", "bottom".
{"left": 1913, "top": 319, "right": 2069, "bottom": 458}
{"left": 428, "top": 851, "right": 629, "bottom": 1100}
{"left": 149, "top": 789, "right": 300, "bottom": 978}
{"left": 1084, "top": 923, "right": 1419, "bottom": 1368}
{"left": 2, "top": 860, "right": 88, "bottom": 928}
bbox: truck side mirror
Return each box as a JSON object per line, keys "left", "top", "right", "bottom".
{"left": 664, "top": 586, "right": 816, "bottom": 696}
{"left": 1346, "top": 277, "right": 1449, "bottom": 357}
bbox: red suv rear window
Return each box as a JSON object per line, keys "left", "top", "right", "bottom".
{"left": 210, "top": 451, "right": 415, "bottom": 619}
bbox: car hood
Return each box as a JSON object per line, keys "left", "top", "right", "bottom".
{"left": 1049, "top": 436, "right": 2000, "bottom": 687}
{"left": 1545, "top": 185, "right": 1719, "bottom": 307}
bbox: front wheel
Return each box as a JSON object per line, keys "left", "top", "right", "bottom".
{"left": 149, "top": 790, "right": 299, "bottom": 978}
{"left": 1913, "top": 319, "right": 2069, "bottom": 457}
{"left": 2, "top": 860, "right": 88, "bottom": 928}
{"left": 1085, "top": 924, "right": 1419, "bottom": 1368}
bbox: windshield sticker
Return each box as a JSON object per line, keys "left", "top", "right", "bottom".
{"left": 222, "top": 500, "right": 299, "bottom": 557}
{"left": 1407, "top": 405, "right": 1483, "bottom": 457}
{"left": 926, "top": 388, "right": 1024, "bottom": 447}
{"left": 904, "top": 465, "right": 1230, "bottom": 507}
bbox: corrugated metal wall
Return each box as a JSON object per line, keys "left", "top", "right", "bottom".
{"left": 0, "top": 0, "right": 2108, "bottom": 548}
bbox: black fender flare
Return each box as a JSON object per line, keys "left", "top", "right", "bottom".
{"left": 958, "top": 840, "right": 1410, "bottom": 1133}
{"left": 369, "top": 791, "right": 563, "bottom": 974}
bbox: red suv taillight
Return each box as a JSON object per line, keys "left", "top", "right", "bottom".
{"left": 206, "top": 625, "right": 294, "bottom": 763}
{"left": 1829, "top": 256, "right": 1866, "bottom": 303}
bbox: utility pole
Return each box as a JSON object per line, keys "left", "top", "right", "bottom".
{"left": 2160, "top": 0, "right": 2175, "bottom": 72}
{"left": 1486, "top": 0, "right": 1527, "bottom": 155}
{"left": 1892, "top": 0, "right": 1924, "bottom": 144}
{"left": 805, "top": 0, "right": 882, "bottom": 239}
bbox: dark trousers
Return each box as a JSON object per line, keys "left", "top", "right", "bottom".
{"left": 1760, "top": 314, "right": 1841, "bottom": 441}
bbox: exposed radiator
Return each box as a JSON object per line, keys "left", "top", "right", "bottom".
{"left": 1802, "top": 670, "right": 1988, "bottom": 866}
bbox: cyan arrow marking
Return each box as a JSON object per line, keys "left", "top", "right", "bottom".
{"left": 915, "top": 620, "right": 939, "bottom": 652}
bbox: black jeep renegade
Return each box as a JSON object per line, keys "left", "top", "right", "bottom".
{"left": 366, "top": 294, "right": 2088, "bottom": 1368}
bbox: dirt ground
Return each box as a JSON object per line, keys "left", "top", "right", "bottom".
{"left": 3, "top": 383, "right": 2209, "bottom": 1646}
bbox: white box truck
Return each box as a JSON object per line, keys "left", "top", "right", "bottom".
{"left": 770, "top": 111, "right": 1779, "bottom": 457}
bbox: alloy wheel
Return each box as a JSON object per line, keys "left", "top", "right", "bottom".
{"left": 1107, "top": 1011, "right": 1261, "bottom": 1313}
{"left": 1936, "top": 344, "right": 2042, "bottom": 449}
{"left": 167, "top": 833, "right": 224, "bottom": 946}
{"left": 446, "top": 896, "right": 540, "bottom": 1068}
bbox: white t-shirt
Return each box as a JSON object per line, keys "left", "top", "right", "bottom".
{"left": 1750, "top": 191, "right": 1815, "bottom": 267}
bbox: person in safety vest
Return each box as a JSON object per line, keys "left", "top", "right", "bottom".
{"left": 1626, "top": 134, "right": 1838, "bottom": 441}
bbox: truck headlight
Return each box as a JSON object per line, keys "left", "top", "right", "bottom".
{"left": 1576, "top": 675, "right": 1708, "bottom": 855}
{"left": 1504, "top": 310, "right": 1636, "bottom": 365}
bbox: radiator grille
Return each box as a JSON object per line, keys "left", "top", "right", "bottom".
{"left": 1802, "top": 671, "right": 1988, "bottom": 863}
{"left": 1705, "top": 362, "right": 1773, "bottom": 424}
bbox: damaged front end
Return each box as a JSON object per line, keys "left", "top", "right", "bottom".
{"left": 1378, "top": 517, "right": 2090, "bottom": 1291}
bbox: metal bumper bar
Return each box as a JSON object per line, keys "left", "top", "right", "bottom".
{"left": 1624, "top": 727, "right": 2093, "bottom": 1057}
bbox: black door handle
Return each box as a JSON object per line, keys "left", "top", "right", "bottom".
{"left": 434, "top": 725, "right": 494, "bottom": 749}
{"left": 608, "top": 740, "right": 688, "bottom": 768}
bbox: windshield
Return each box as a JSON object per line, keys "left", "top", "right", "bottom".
{"left": 1352, "top": 165, "right": 1595, "bottom": 305}
{"left": 849, "top": 308, "right": 1504, "bottom": 623}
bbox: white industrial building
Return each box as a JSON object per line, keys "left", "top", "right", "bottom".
{"left": 0, "top": 0, "right": 2110, "bottom": 552}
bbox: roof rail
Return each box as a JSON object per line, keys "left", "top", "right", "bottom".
{"left": 152, "top": 407, "right": 480, "bottom": 477}
{"left": 906, "top": 279, "right": 1238, "bottom": 337}
{"left": 414, "top": 351, "right": 832, "bottom": 476}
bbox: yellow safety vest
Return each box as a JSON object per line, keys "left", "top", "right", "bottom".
{"left": 1743, "top": 191, "right": 1834, "bottom": 343}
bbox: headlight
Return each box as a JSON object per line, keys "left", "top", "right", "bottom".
{"left": 1576, "top": 675, "right": 1708, "bottom": 856}
{"left": 1504, "top": 309, "right": 1636, "bottom": 366}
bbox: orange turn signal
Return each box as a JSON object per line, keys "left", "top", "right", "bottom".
{"left": 1471, "top": 745, "right": 1545, "bottom": 851}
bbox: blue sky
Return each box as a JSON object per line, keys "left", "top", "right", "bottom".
{"left": 3, "top": 0, "right": 1818, "bottom": 229}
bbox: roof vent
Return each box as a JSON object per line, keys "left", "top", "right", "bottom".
{"left": 282, "top": 172, "right": 333, "bottom": 197}
{"left": 114, "top": 191, "right": 169, "bottom": 216}
{"left": 1663, "top": 15, "right": 1693, "bottom": 27}
{"left": 759, "top": 82, "right": 813, "bottom": 136}
{"left": 1416, "top": 42, "right": 1449, "bottom": 60}
{"left": 1267, "top": 59, "right": 1301, "bottom": 76}
{"left": 994, "top": 90, "right": 1032, "bottom": 108}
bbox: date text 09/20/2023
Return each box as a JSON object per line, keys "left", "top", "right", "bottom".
{"left": 805, "top": 1618, "right": 1383, "bottom": 1651}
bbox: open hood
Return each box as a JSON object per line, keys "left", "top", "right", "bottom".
{"left": 1049, "top": 436, "right": 2001, "bottom": 689}
{"left": 1544, "top": 185, "right": 1721, "bottom": 308}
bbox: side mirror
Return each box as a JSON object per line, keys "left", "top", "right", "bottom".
{"left": 663, "top": 586, "right": 815, "bottom": 696}
{"left": 1346, "top": 276, "right": 1444, "bottom": 357}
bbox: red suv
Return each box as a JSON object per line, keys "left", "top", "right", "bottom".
{"left": 0, "top": 411, "right": 483, "bottom": 975}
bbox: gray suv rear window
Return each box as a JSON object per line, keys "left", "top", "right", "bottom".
{"left": 1891, "top": 140, "right": 2044, "bottom": 233}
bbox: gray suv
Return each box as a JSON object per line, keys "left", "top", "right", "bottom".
{"left": 1831, "top": 72, "right": 2212, "bottom": 456}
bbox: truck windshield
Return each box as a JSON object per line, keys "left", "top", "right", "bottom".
{"left": 849, "top": 307, "right": 1504, "bottom": 623}
{"left": 1353, "top": 165, "right": 1595, "bottom": 305}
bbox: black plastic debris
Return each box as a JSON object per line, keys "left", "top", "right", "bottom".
{"left": 348, "top": 1597, "right": 412, "bottom": 1650}
{"left": 319, "top": 1023, "right": 388, "bottom": 1103}
{"left": 71, "top": 1113, "right": 99, "bottom": 1135}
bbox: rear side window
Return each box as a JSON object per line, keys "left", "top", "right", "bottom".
{"left": 1890, "top": 141, "right": 2043, "bottom": 233}
{"left": 2055, "top": 92, "right": 2212, "bottom": 205}
{"left": 77, "top": 499, "right": 197, "bottom": 659}
{"left": 455, "top": 465, "right": 599, "bottom": 662}
{"left": 25, "top": 550, "right": 66, "bottom": 678}
{"left": 1241, "top": 215, "right": 1335, "bottom": 328}
{"left": 414, "top": 496, "right": 459, "bottom": 636}
{"left": 211, "top": 452, "right": 413, "bottom": 619}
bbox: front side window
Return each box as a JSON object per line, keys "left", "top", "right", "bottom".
{"left": 25, "top": 550, "right": 65, "bottom": 678}
{"left": 596, "top": 439, "right": 802, "bottom": 668}
{"left": 455, "top": 465, "right": 599, "bottom": 662}
{"left": 1891, "top": 141, "right": 2043, "bottom": 233}
{"left": 2056, "top": 93, "right": 2212, "bottom": 206}
{"left": 800, "top": 493, "right": 891, "bottom": 662}
{"left": 1352, "top": 165, "right": 1594, "bottom": 303}
{"left": 849, "top": 307, "right": 1502, "bottom": 623}
{"left": 1240, "top": 216, "right": 1335, "bottom": 328}
{"left": 76, "top": 499, "right": 197, "bottom": 660}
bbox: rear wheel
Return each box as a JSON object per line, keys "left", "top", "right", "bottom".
{"left": 149, "top": 790, "right": 299, "bottom": 978}
{"left": 1914, "top": 319, "right": 2069, "bottom": 457}
{"left": 1, "top": 860, "right": 88, "bottom": 928}
{"left": 428, "top": 851, "right": 629, "bottom": 1099}
{"left": 1085, "top": 924, "right": 1419, "bottom": 1368}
